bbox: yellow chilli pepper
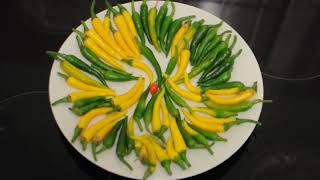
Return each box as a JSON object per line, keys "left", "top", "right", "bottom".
{"left": 171, "top": 22, "right": 189, "bottom": 57}
{"left": 169, "top": 116, "right": 186, "bottom": 155}
{"left": 206, "top": 88, "right": 256, "bottom": 105}
{"left": 69, "top": 91, "right": 115, "bottom": 102}
{"left": 182, "top": 108, "right": 224, "bottom": 133}
{"left": 123, "top": 59, "right": 154, "bottom": 84}
{"left": 183, "top": 72, "right": 200, "bottom": 94}
{"left": 117, "top": 4, "right": 138, "bottom": 38}
{"left": 168, "top": 78, "right": 202, "bottom": 102}
{"left": 91, "top": 18, "right": 128, "bottom": 59}
{"left": 191, "top": 106, "right": 218, "bottom": 117}
{"left": 82, "top": 110, "right": 127, "bottom": 142}
{"left": 85, "top": 29, "right": 124, "bottom": 60}
{"left": 170, "top": 49, "right": 190, "bottom": 82}
{"left": 113, "top": 77, "right": 144, "bottom": 105}
{"left": 107, "top": 5, "right": 140, "bottom": 57}
{"left": 83, "top": 38, "right": 125, "bottom": 70}
{"left": 93, "top": 119, "right": 119, "bottom": 143}
{"left": 166, "top": 137, "right": 186, "bottom": 169}
{"left": 152, "top": 89, "right": 165, "bottom": 134}
{"left": 192, "top": 112, "right": 236, "bottom": 124}
{"left": 60, "top": 61, "right": 105, "bottom": 88}
{"left": 160, "top": 101, "right": 170, "bottom": 129}
{"left": 78, "top": 107, "right": 113, "bottom": 129}
{"left": 64, "top": 76, "right": 115, "bottom": 94}
{"left": 131, "top": 135, "right": 157, "bottom": 166}
{"left": 119, "top": 79, "right": 145, "bottom": 110}
{"left": 206, "top": 87, "right": 241, "bottom": 95}
{"left": 148, "top": 136, "right": 172, "bottom": 175}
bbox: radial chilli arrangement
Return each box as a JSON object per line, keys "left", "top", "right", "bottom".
{"left": 48, "top": 0, "right": 270, "bottom": 179}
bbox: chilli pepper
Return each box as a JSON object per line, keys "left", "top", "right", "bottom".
{"left": 91, "top": 64, "right": 139, "bottom": 82}
{"left": 187, "top": 122, "right": 227, "bottom": 142}
{"left": 109, "top": 18, "right": 138, "bottom": 59}
{"left": 52, "top": 91, "right": 114, "bottom": 106}
{"left": 155, "top": 0, "right": 169, "bottom": 37}
{"left": 47, "top": 51, "right": 107, "bottom": 86}
{"left": 158, "top": 100, "right": 170, "bottom": 137}
{"left": 167, "top": 78, "right": 204, "bottom": 102}
{"left": 165, "top": 15, "right": 196, "bottom": 56}
{"left": 81, "top": 21, "right": 125, "bottom": 60}
{"left": 196, "top": 30, "right": 231, "bottom": 67}
{"left": 91, "top": 119, "right": 119, "bottom": 161}
{"left": 169, "top": 116, "right": 190, "bottom": 167}
{"left": 148, "top": 1, "right": 161, "bottom": 52}
{"left": 117, "top": 3, "right": 138, "bottom": 39}
{"left": 206, "top": 87, "right": 241, "bottom": 95}
{"left": 170, "top": 21, "right": 190, "bottom": 57}
{"left": 72, "top": 28, "right": 125, "bottom": 70}
{"left": 116, "top": 117, "right": 133, "bottom": 170}
{"left": 131, "top": 0, "right": 145, "bottom": 45}
{"left": 198, "top": 68, "right": 232, "bottom": 87}
{"left": 133, "top": 88, "right": 149, "bottom": 131}
{"left": 58, "top": 58, "right": 105, "bottom": 88}
{"left": 183, "top": 72, "right": 200, "bottom": 94}
{"left": 72, "top": 96, "right": 112, "bottom": 109}
{"left": 75, "top": 36, "right": 129, "bottom": 76}
{"left": 192, "top": 112, "right": 236, "bottom": 124}
{"left": 140, "top": 0, "right": 152, "bottom": 44}
{"left": 190, "top": 25, "right": 210, "bottom": 64}
{"left": 71, "top": 107, "right": 114, "bottom": 143}
{"left": 105, "top": 0, "right": 140, "bottom": 57}
{"left": 164, "top": 93, "right": 179, "bottom": 118}
{"left": 200, "top": 81, "right": 246, "bottom": 92}
{"left": 159, "top": 1, "right": 175, "bottom": 51}
{"left": 102, "top": 9, "right": 111, "bottom": 32}
{"left": 117, "top": 78, "right": 145, "bottom": 111}
{"left": 96, "top": 120, "right": 122, "bottom": 154}
{"left": 148, "top": 136, "right": 172, "bottom": 175}
{"left": 144, "top": 91, "right": 159, "bottom": 132}
{"left": 113, "top": 77, "right": 144, "bottom": 105}
{"left": 90, "top": 0, "right": 128, "bottom": 59}
{"left": 176, "top": 113, "right": 212, "bottom": 152}
{"left": 152, "top": 89, "right": 165, "bottom": 141}
{"left": 70, "top": 100, "right": 114, "bottom": 116}
{"left": 190, "top": 106, "right": 237, "bottom": 118}
{"left": 57, "top": 73, "right": 114, "bottom": 94}
{"left": 201, "top": 49, "right": 242, "bottom": 83}
{"left": 165, "top": 46, "right": 179, "bottom": 75}
{"left": 205, "top": 88, "right": 255, "bottom": 105}
{"left": 170, "top": 49, "right": 191, "bottom": 82}
{"left": 164, "top": 82, "right": 191, "bottom": 110}
{"left": 149, "top": 83, "right": 159, "bottom": 95}
{"left": 126, "top": 117, "right": 136, "bottom": 155}
{"left": 192, "top": 22, "right": 222, "bottom": 64}
{"left": 122, "top": 59, "right": 154, "bottom": 83}
{"left": 166, "top": 137, "right": 186, "bottom": 170}
{"left": 182, "top": 120, "right": 213, "bottom": 155}
{"left": 135, "top": 39, "right": 162, "bottom": 84}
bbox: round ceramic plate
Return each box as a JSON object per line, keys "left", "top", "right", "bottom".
{"left": 49, "top": 1, "right": 263, "bottom": 179}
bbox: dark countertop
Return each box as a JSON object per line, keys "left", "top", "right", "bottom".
{"left": 1, "top": 0, "right": 320, "bottom": 179}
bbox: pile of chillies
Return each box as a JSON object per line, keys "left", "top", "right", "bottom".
{"left": 48, "top": 0, "right": 272, "bottom": 179}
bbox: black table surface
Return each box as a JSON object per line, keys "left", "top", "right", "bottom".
{"left": 2, "top": 0, "right": 320, "bottom": 179}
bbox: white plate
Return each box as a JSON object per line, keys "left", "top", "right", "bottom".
{"left": 49, "top": 1, "right": 263, "bottom": 179}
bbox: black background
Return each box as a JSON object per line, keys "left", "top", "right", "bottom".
{"left": 1, "top": 0, "right": 320, "bottom": 179}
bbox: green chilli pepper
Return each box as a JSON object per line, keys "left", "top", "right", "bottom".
{"left": 135, "top": 39, "right": 162, "bottom": 84}
{"left": 204, "top": 99, "right": 272, "bottom": 112}
{"left": 165, "top": 15, "right": 196, "bottom": 56}
{"left": 187, "top": 122, "right": 227, "bottom": 142}
{"left": 190, "top": 25, "right": 210, "bottom": 64}
{"left": 164, "top": 83, "right": 191, "bottom": 111}
{"left": 75, "top": 36, "right": 129, "bottom": 76}
{"left": 47, "top": 51, "right": 107, "bottom": 86}
{"left": 70, "top": 100, "right": 113, "bottom": 116}
{"left": 164, "top": 93, "right": 179, "bottom": 118}
{"left": 96, "top": 120, "right": 122, "bottom": 154}
{"left": 192, "top": 22, "right": 222, "bottom": 64}
{"left": 155, "top": 0, "right": 169, "bottom": 37}
{"left": 200, "top": 81, "right": 246, "bottom": 93}
{"left": 148, "top": 2, "right": 161, "bottom": 52}
{"left": 201, "top": 49, "right": 242, "bottom": 83}
{"left": 196, "top": 30, "right": 231, "bottom": 66}
{"left": 133, "top": 88, "right": 149, "bottom": 131}
{"left": 159, "top": 1, "right": 175, "bottom": 51}
{"left": 72, "top": 96, "right": 110, "bottom": 108}
{"left": 140, "top": 0, "right": 152, "bottom": 44}
{"left": 92, "top": 64, "right": 138, "bottom": 82}
{"left": 165, "top": 46, "right": 179, "bottom": 75}
{"left": 116, "top": 117, "right": 133, "bottom": 170}
{"left": 224, "top": 119, "right": 261, "bottom": 131}
{"left": 131, "top": 0, "right": 145, "bottom": 45}
{"left": 143, "top": 91, "right": 160, "bottom": 132}
{"left": 198, "top": 68, "right": 232, "bottom": 87}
